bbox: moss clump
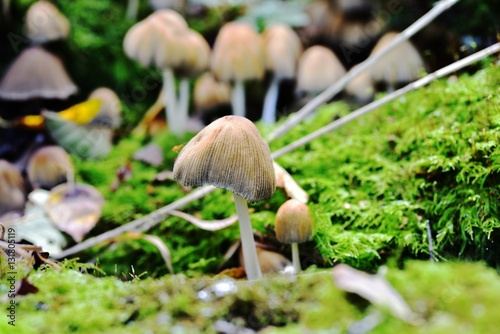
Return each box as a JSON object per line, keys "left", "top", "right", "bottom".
{"left": 2, "top": 260, "right": 500, "bottom": 333}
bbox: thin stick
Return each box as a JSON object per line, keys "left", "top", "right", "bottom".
{"left": 52, "top": 185, "right": 216, "bottom": 259}
{"left": 425, "top": 220, "right": 435, "bottom": 263}
{"left": 271, "top": 43, "right": 500, "bottom": 160}
{"left": 266, "top": 0, "right": 459, "bottom": 142}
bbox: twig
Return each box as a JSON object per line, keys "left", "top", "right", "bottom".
{"left": 271, "top": 43, "right": 500, "bottom": 159}
{"left": 52, "top": 185, "right": 216, "bottom": 259}
{"left": 266, "top": 0, "right": 459, "bottom": 142}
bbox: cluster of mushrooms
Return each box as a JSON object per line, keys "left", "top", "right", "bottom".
{"left": 0, "top": 1, "right": 428, "bottom": 280}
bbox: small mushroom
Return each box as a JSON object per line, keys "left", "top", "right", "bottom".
{"left": 239, "top": 247, "right": 291, "bottom": 274}
{"left": 211, "top": 22, "right": 265, "bottom": 118}
{"left": 193, "top": 72, "right": 231, "bottom": 112}
{"left": 87, "top": 87, "right": 122, "bottom": 128}
{"left": 369, "top": 32, "right": 425, "bottom": 92}
{"left": 0, "top": 47, "right": 77, "bottom": 101}
{"left": 27, "top": 145, "right": 73, "bottom": 190}
{"left": 345, "top": 64, "right": 375, "bottom": 104}
{"left": 275, "top": 199, "right": 314, "bottom": 273}
{"left": 261, "top": 24, "right": 302, "bottom": 124}
{"left": 0, "top": 160, "right": 25, "bottom": 217}
{"left": 25, "top": 1, "right": 70, "bottom": 44}
{"left": 296, "top": 45, "right": 346, "bottom": 97}
{"left": 173, "top": 115, "right": 275, "bottom": 280}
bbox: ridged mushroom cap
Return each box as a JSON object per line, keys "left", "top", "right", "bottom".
{"left": 0, "top": 160, "right": 25, "bottom": 216}
{"left": 193, "top": 72, "right": 231, "bottom": 110}
{"left": 370, "top": 32, "right": 425, "bottom": 84}
{"left": 297, "top": 45, "right": 346, "bottom": 93}
{"left": 25, "top": 1, "right": 70, "bottom": 44}
{"left": 123, "top": 9, "right": 189, "bottom": 69}
{"left": 263, "top": 24, "right": 303, "bottom": 79}
{"left": 173, "top": 115, "right": 275, "bottom": 202}
{"left": 88, "top": 87, "right": 122, "bottom": 128}
{"left": 27, "top": 145, "right": 73, "bottom": 190}
{"left": 275, "top": 199, "right": 313, "bottom": 244}
{"left": 211, "top": 22, "right": 265, "bottom": 82}
{"left": 0, "top": 47, "right": 77, "bottom": 100}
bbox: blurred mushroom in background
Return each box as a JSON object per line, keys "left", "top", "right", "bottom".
{"left": 25, "top": 0, "right": 70, "bottom": 45}
{"left": 261, "top": 23, "right": 303, "bottom": 124}
{"left": 211, "top": 22, "right": 265, "bottom": 119}
{"left": 0, "top": 160, "right": 25, "bottom": 218}
{"left": 193, "top": 72, "right": 231, "bottom": 126}
{"left": 27, "top": 145, "right": 73, "bottom": 190}
{"left": 345, "top": 63, "right": 375, "bottom": 104}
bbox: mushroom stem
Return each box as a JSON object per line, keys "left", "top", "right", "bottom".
{"left": 126, "top": 0, "right": 139, "bottom": 20}
{"left": 177, "top": 78, "right": 190, "bottom": 134}
{"left": 233, "top": 193, "right": 262, "bottom": 280}
{"left": 231, "top": 81, "right": 245, "bottom": 117}
{"left": 261, "top": 76, "right": 280, "bottom": 124}
{"left": 163, "top": 68, "right": 180, "bottom": 135}
{"left": 291, "top": 242, "right": 301, "bottom": 273}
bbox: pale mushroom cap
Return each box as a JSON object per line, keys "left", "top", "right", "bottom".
{"left": 173, "top": 115, "right": 275, "bottom": 202}
{"left": 88, "top": 87, "right": 122, "bottom": 128}
{"left": 175, "top": 29, "right": 211, "bottom": 77}
{"left": 275, "top": 199, "right": 314, "bottom": 244}
{"left": 370, "top": 32, "right": 425, "bottom": 84}
{"left": 297, "top": 45, "right": 346, "bottom": 93}
{"left": 211, "top": 22, "right": 266, "bottom": 82}
{"left": 123, "top": 9, "right": 189, "bottom": 69}
{"left": 345, "top": 64, "right": 374, "bottom": 102}
{"left": 193, "top": 72, "right": 231, "bottom": 110}
{"left": 0, "top": 160, "right": 25, "bottom": 216}
{"left": 0, "top": 47, "right": 77, "bottom": 100}
{"left": 25, "top": 0, "right": 70, "bottom": 44}
{"left": 263, "top": 24, "right": 303, "bottom": 79}
{"left": 27, "top": 145, "right": 73, "bottom": 190}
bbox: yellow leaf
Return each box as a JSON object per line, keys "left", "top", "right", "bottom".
{"left": 58, "top": 98, "right": 103, "bottom": 125}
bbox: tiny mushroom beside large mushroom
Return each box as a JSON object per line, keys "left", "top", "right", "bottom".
{"left": 261, "top": 23, "right": 303, "bottom": 124}
{"left": 211, "top": 22, "right": 265, "bottom": 118}
{"left": 27, "top": 145, "right": 74, "bottom": 190}
{"left": 173, "top": 115, "right": 275, "bottom": 280}
{"left": 25, "top": 0, "right": 70, "bottom": 45}
{"left": 0, "top": 160, "right": 25, "bottom": 218}
{"left": 275, "top": 198, "right": 314, "bottom": 273}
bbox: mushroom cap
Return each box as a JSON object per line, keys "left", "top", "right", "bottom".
{"left": 173, "top": 115, "right": 275, "bottom": 202}
{"left": 263, "top": 24, "right": 303, "bottom": 79}
{"left": 27, "top": 145, "right": 73, "bottom": 190}
{"left": 0, "top": 160, "right": 25, "bottom": 216}
{"left": 345, "top": 64, "right": 374, "bottom": 102}
{"left": 87, "top": 87, "right": 122, "bottom": 128}
{"left": 175, "top": 29, "right": 211, "bottom": 78}
{"left": 211, "top": 22, "right": 266, "bottom": 83}
{"left": 193, "top": 72, "right": 231, "bottom": 110}
{"left": 297, "top": 45, "right": 346, "bottom": 93}
{"left": 0, "top": 47, "right": 77, "bottom": 101}
{"left": 370, "top": 32, "right": 425, "bottom": 84}
{"left": 25, "top": 0, "right": 70, "bottom": 44}
{"left": 123, "top": 9, "right": 189, "bottom": 69}
{"left": 275, "top": 199, "right": 313, "bottom": 244}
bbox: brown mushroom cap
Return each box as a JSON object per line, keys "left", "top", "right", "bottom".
{"left": 210, "top": 22, "right": 265, "bottom": 83}
{"left": 0, "top": 47, "right": 77, "bottom": 100}
{"left": 0, "top": 160, "right": 25, "bottom": 216}
{"left": 275, "top": 199, "right": 313, "bottom": 244}
{"left": 297, "top": 45, "right": 346, "bottom": 94}
{"left": 123, "top": 9, "right": 189, "bottom": 69}
{"left": 173, "top": 115, "right": 275, "bottom": 202}
{"left": 27, "top": 145, "right": 73, "bottom": 190}
{"left": 370, "top": 32, "right": 425, "bottom": 84}
{"left": 87, "top": 87, "right": 122, "bottom": 128}
{"left": 175, "top": 29, "right": 211, "bottom": 78}
{"left": 263, "top": 23, "right": 303, "bottom": 79}
{"left": 25, "top": 0, "right": 70, "bottom": 44}
{"left": 193, "top": 72, "right": 231, "bottom": 110}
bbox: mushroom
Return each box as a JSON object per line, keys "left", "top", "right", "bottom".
{"left": 261, "top": 24, "right": 302, "bottom": 124}
{"left": 211, "top": 22, "right": 265, "bottom": 118}
{"left": 193, "top": 72, "right": 231, "bottom": 112}
{"left": 240, "top": 247, "right": 291, "bottom": 274}
{"left": 87, "top": 87, "right": 122, "bottom": 128}
{"left": 345, "top": 63, "right": 375, "bottom": 104}
{"left": 0, "top": 160, "right": 25, "bottom": 217}
{"left": 173, "top": 115, "right": 275, "bottom": 280}
{"left": 123, "top": 10, "right": 190, "bottom": 135}
{"left": 275, "top": 199, "right": 314, "bottom": 273}
{"left": 369, "top": 32, "right": 425, "bottom": 92}
{"left": 25, "top": 0, "right": 70, "bottom": 44}
{"left": 0, "top": 47, "right": 77, "bottom": 101}
{"left": 296, "top": 45, "right": 346, "bottom": 98}
{"left": 27, "top": 145, "right": 73, "bottom": 190}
